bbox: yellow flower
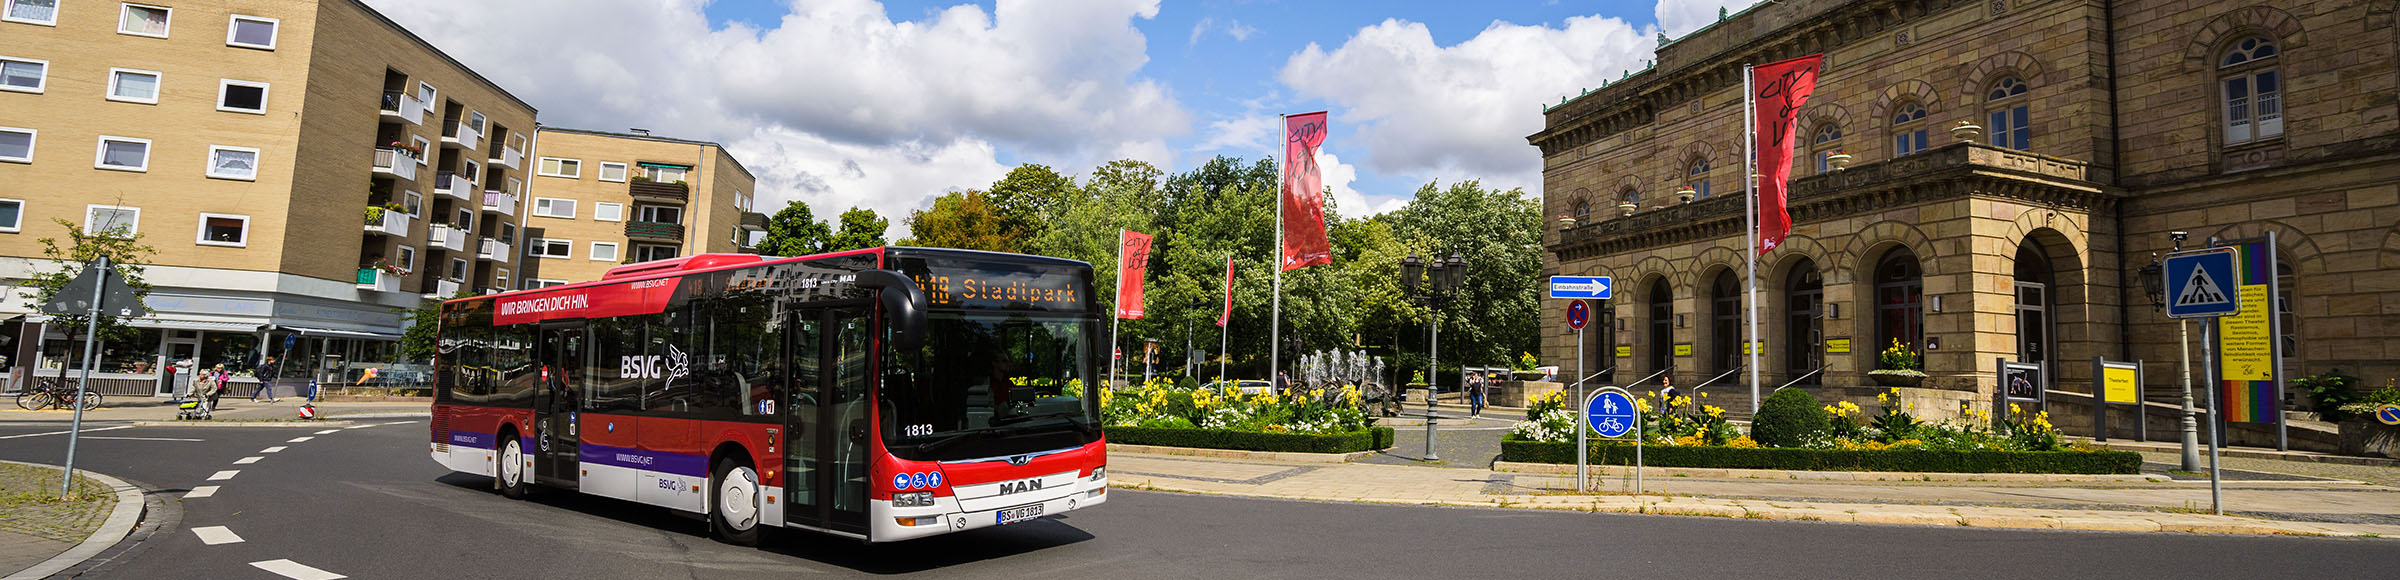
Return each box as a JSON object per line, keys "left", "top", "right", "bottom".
{"left": 1877, "top": 392, "right": 1890, "bottom": 403}
{"left": 1726, "top": 436, "right": 1760, "bottom": 449}
{"left": 2010, "top": 403, "right": 2023, "bottom": 415}
{"left": 1634, "top": 398, "right": 1653, "bottom": 413}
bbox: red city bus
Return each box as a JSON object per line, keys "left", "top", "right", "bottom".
{"left": 429, "top": 247, "right": 1108, "bottom": 544}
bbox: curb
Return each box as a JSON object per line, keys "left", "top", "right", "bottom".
{"left": 2081, "top": 439, "right": 2400, "bottom": 468}
{"left": 1, "top": 461, "right": 146, "bottom": 580}
{"left": 324, "top": 412, "right": 430, "bottom": 419}
{"left": 127, "top": 420, "right": 355, "bottom": 428}
{"left": 1491, "top": 461, "right": 2167, "bottom": 483}
{"left": 1109, "top": 443, "right": 1378, "bottom": 464}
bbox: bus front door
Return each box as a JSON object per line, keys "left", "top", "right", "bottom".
{"left": 784, "top": 305, "right": 872, "bottom": 536}
{"left": 534, "top": 323, "right": 584, "bottom": 487}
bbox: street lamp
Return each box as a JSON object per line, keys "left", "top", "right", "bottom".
{"left": 2139, "top": 231, "right": 2202, "bottom": 472}
{"left": 1400, "top": 251, "right": 1468, "bottom": 462}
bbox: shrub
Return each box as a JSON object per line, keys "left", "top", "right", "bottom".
{"left": 1751, "top": 387, "right": 1828, "bottom": 447}
{"left": 1107, "top": 426, "right": 1394, "bottom": 454}
{"left": 1499, "top": 436, "right": 2141, "bottom": 474}
{"left": 2297, "top": 369, "right": 2362, "bottom": 421}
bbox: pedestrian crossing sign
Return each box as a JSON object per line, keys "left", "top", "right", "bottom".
{"left": 2163, "top": 248, "right": 2240, "bottom": 319}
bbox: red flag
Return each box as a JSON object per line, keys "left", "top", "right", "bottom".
{"left": 1216, "top": 258, "right": 1235, "bottom": 327}
{"left": 1751, "top": 54, "right": 1821, "bottom": 256}
{"left": 1281, "top": 112, "right": 1332, "bottom": 270}
{"left": 1115, "top": 230, "right": 1152, "bottom": 319}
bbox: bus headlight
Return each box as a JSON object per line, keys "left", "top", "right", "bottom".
{"left": 1090, "top": 466, "right": 1105, "bottom": 481}
{"left": 893, "top": 491, "right": 934, "bottom": 507}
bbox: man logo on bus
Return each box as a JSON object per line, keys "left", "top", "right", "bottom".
{"left": 620, "top": 345, "right": 692, "bottom": 387}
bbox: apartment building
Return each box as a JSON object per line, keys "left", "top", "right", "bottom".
{"left": 517, "top": 127, "right": 762, "bottom": 286}
{"left": 0, "top": 0, "right": 535, "bottom": 396}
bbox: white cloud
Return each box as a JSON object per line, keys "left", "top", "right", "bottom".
{"left": 1189, "top": 17, "right": 1214, "bottom": 46}
{"left": 1656, "top": 0, "right": 1765, "bottom": 39}
{"left": 1224, "top": 20, "right": 1257, "bottom": 42}
{"left": 1278, "top": 15, "right": 1655, "bottom": 195}
{"left": 1188, "top": 16, "right": 1257, "bottom": 46}
{"left": 724, "top": 129, "right": 1010, "bottom": 239}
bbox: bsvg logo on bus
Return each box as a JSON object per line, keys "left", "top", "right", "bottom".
{"left": 622, "top": 344, "right": 690, "bottom": 386}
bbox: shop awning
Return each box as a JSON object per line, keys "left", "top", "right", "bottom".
{"left": 126, "top": 319, "right": 263, "bottom": 332}
{"left": 269, "top": 325, "right": 401, "bottom": 341}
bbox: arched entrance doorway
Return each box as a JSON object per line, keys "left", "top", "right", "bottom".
{"left": 1785, "top": 259, "right": 1823, "bottom": 384}
{"left": 2014, "top": 243, "right": 2053, "bottom": 375}
{"left": 1648, "top": 279, "right": 1674, "bottom": 377}
{"left": 1711, "top": 271, "right": 1741, "bottom": 375}
{"left": 1875, "top": 249, "right": 1924, "bottom": 354}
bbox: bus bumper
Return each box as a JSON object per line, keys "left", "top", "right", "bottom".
{"left": 868, "top": 474, "right": 1108, "bottom": 542}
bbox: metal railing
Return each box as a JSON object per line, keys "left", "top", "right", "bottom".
{"left": 1775, "top": 366, "right": 1828, "bottom": 393}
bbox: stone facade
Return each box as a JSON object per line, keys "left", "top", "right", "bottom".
{"left": 1531, "top": 0, "right": 2400, "bottom": 415}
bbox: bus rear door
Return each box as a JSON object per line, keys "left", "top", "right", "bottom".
{"left": 784, "top": 304, "right": 873, "bottom": 536}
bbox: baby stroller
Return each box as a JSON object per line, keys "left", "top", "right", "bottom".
{"left": 177, "top": 376, "right": 227, "bottom": 420}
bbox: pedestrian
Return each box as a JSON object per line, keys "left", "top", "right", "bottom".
{"left": 1659, "top": 376, "right": 1680, "bottom": 414}
{"left": 198, "top": 364, "right": 228, "bottom": 416}
{"left": 1468, "top": 370, "right": 1487, "bottom": 418}
{"left": 1275, "top": 371, "right": 1291, "bottom": 396}
{"left": 252, "top": 355, "right": 281, "bottom": 403}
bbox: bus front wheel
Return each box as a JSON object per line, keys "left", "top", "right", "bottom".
{"left": 712, "top": 458, "right": 761, "bottom": 546}
{"left": 498, "top": 435, "right": 530, "bottom": 499}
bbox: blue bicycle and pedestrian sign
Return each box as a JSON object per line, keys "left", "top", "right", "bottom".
{"left": 1548, "top": 276, "right": 1612, "bottom": 300}
{"left": 1585, "top": 387, "right": 1638, "bottom": 439}
{"left": 2163, "top": 248, "right": 2240, "bottom": 319}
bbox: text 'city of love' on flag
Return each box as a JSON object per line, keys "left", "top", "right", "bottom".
{"left": 1115, "top": 229, "right": 1152, "bottom": 319}
{"left": 1750, "top": 54, "right": 1821, "bottom": 256}
{"left": 1281, "top": 111, "right": 1333, "bottom": 271}
{"left": 1217, "top": 258, "right": 1236, "bottom": 328}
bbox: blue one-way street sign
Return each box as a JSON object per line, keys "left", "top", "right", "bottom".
{"left": 1586, "top": 388, "right": 1638, "bottom": 439}
{"left": 1549, "top": 276, "right": 1612, "bottom": 300}
{"left": 2163, "top": 248, "right": 2239, "bottom": 319}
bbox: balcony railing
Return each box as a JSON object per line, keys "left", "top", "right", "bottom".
{"left": 489, "top": 145, "right": 523, "bottom": 170}
{"left": 442, "top": 119, "right": 482, "bottom": 151}
{"left": 356, "top": 268, "right": 402, "bottom": 293}
{"left": 362, "top": 207, "right": 411, "bottom": 236}
{"left": 434, "top": 171, "right": 475, "bottom": 200}
{"left": 625, "top": 221, "right": 685, "bottom": 243}
{"left": 425, "top": 278, "right": 460, "bottom": 298}
{"left": 378, "top": 91, "right": 425, "bottom": 125}
{"left": 481, "top": 190, "right": 518, "bottom": 217}
{"left": 427, "top": 223, "right": 468, "bottom": 252}
{"left": 372, "top": 147, "right": 418, "bottom": 181}
{"left": 738, "top": 211, "right": 768, "bottom": 231}
{"left": 478, "top": 237, "right": 512, "bottom": 262}
{"left": 628, "top": 180, "right": 690, "bottom": 204}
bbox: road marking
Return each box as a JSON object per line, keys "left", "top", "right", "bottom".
{"left": 313, "top": 429, "right": 340, "bottom": 435}
{"left": 0, "top": 425, "right": 135, "bottom": 440}
{"left": 186, "top": 486, "right": 218, "bottom": 498}
{"left": 343, "top": 425, "right": 370, "bottom": 430}
{"left": 250, "top": 559, "right": 347, "bottom": 580}
{"left": 208, "top": 470, "right": 239, "bottom": 481}
{"left": 381, "top": 421, "right": 414, "bottom": 426}
{"left": 191, "top": 526, "right": 244, "bottom": 545}
{"left": 287, "top": 436, "right": 313, "bottom": 443}
{"left": 82, "top": 436, "right": 205, "bottom": 441}
{"left": 234, "top": 456, "right": 262, "bottom": 465}
{"left": 260, "top": 446, "right": 287, "bottom": 453}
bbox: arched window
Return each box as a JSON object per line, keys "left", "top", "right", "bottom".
{"left": 1687, "top": 158, "right": 1712, "bottom": 199}
{"left": 1648, "top": 279, "right": 1675, "bottom": 376}
{"left": 1891, "top": 102, "right": 1929, "bottom": 156}
{"left": 1621, "top": 187, "right": 1641, "bottom": 207}
{"left": 1875, "top": 249, "right": 1924, "bottom": 359}
{"left": 2013, "top": 243, "right": 2052, "bottom": 371}
{"left": 1784, "top": 259, "right": 1824, "bottom": 383}
{"left": 1572, "top": 200, "right": 1592, "bottom": 221}
{"left": 2220, "top": 36, "right": 2282, "bottom": 144}
{"left": 1812, "top": 123, "right": 1844, "bottom": 174}
{"left": 1987, "top": 77, "right": 2030, "bottom": 150}
{"left": 1711, "top": 271, "right": 1742, "bottom": 374}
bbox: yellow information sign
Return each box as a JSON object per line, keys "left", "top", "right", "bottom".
{"left": 1825, "top": 339, "right": 1851, "bottom": 354}
{"left": 2102, "top": 365, "right": 2138, "bottom": 404}
{"left": 1614, "top": 345, "right": 1633, "bottom": 358}
{"left": 1742, "top": 340, "right": 1764, "bottom": 355}
{"left": 2219, "top": 283, "right": 2273, "bottom": 381}
{"left": 1673, "top": 344, "right": 1693, "bottom": 357}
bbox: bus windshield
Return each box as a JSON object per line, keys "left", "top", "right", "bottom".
{"left": 883, "top": 311, "right": 1102, "bottom": 461}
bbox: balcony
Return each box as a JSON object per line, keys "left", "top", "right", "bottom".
{"left": 478, "top": 237, "right": 512, "bottom": 263}
{"left": 625, "top": 221, "right": 685, "bottom": 243}
{"left": 481, "top": 190, "right": 518, "bottom": 218}
{"left": 372, "top": 147, "right": 418, "bottom": 181}
{"left": 434, "top": 171, "right": 475, "bottom": 201}
{"left": 426, "top": 223, "right": 469, "bottom": 252}
{"left": 488, "top": 145, "right": 522, "bottom": 171}
{"left": 378, "top": 91, "right": 425, "bottom": 125}
{"left": 356, "top": 268, "right": 402, "bottom": 293}
{"left": 424, "top": 278, "right": 460, "bottom": 299}
{"left": 441, "top": 119, "right": 482, "bottom": 151}
{"left": 627, "top": 180, "right": 689, "bottom": 204}
{"left": 738, "top": 211, "right": 768, "bottom": 231}
{"left": 362, "top": 206, "right": 411, "bottom": 236}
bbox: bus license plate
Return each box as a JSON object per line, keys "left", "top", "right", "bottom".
{"left": 996, "top": 504, "right": 1044, "bottom": 525}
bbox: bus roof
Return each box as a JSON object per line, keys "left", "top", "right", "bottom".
{"left": 443, "top": 246, "right": 1092, "bottom": 306}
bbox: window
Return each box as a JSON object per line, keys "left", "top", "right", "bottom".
{"left": 405, "top": 191, "right": 423, "bottom": 217}
{"left": 598, "top": 162, "right": 627, "bottom": 182}
{"left": 594, "top": 202, "right": 624, "bottom": 222}
{"left": 2221, "top": 36, "right": 2282, "bottom": 145}
{"left": 195, "top": 213, "right": 248, "bottom": 247}
{"left": 118, "top": 3, "right": 170, "bottom": 38}
{"left": 0, "top": 126, "right": 31, "bottom": 163}
{"left": 498, "top": 223, "right": 515, "bottom": 242}
{"left": 1811, "top": 123, "right": 1843, "bottom": 173}
{"left": 640, "top": 164, "right": 689, "bottom": 183}
{"left": 84, "top": 205, "right": 139, "bottom": 236}
{"left": 1875, "top": 248, "right": 1924, "bottom": 356}
{"left": 528, "top": 279, "right": 567, "bottom": 289}
{"left": 508, "top": 133, "right": 527, "bottom": 153}
{"left": 0, "top": 198, "right": 22, "bottom": 232}
{"left": 217, "top": 79, "right": 268, "bottom": 114}
{"left": 454, "top": 208, "right": 472, "bottom": 230}
{"left": 106, "top": 68, "right": 160, "bottom": 103}
{"left": 461, "top": 158, "right": 480, "bottom": 181}
{"left": 206, "top": 145, "right": 259, "bottom": 180}
{"left": 1891, "top": 102, "right": 1929, "bottom": 156}
{"left": 1986, "top": 77, "right": 2030, "bottom": 151}
{"left": 494, "top": 269, "right": 509, "bottom": 290}
{"left": 537, "top": 157, "right": 580, "bottom": 178}
{"left": 468, "top": 111, "right": 486, "bottom": 133}
{"left": 412, "top": 136, "right": 431, "bottom": 166}
{"left": 735, "top": 191, "right": 751, "bottom": 212}
{"left": 528, "top": 238, "right": 571, "bottom": 259}
{"left": 637, "top": 205, "right": 682, "bottom": 224}
{"left": 1710, "top": 270, "right": 1741, "bottom": 373}
{"left": 0, "top": 56, "right": 44, "bottom": 93}
{"left": 415, "top": 82, "right": 436, "bottom": 107}
{"left": 226, "top": 15, "right": 277, "bottom": 49}
{"left": 4, "top": 0, "right": 58, "bottom": 25}
{"left": 1685, "top": 158, "right": 1711, "bottom": 199}
{"left": 589, "top": 241, "right": 619, "bottom": 262}
{"left": 94, "top": 135, "right": 150, "bottom": 172}
{"left": 1571, "top": 200, "right": 1590, "bottom": 221}
{"left": 634, "top": 245, "right": 679, "bottom": 262}
{"left": 531, "top": 197, "right": 576, "bottom": 219}
{"left": 397, "top": 245, "right": 416, "bottom": 272}
{"left": 1621, "top": 187, "right": 1640, "bottom": 207}
{"left": 448, "top": 258, "right": 468, "bottom": 280}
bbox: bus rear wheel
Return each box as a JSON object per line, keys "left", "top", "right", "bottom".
{"left": 498, "top": 435, "right": 530, "bottom": 499}
{"left": 712, "top": 458, "right": 761, "bottom": 546}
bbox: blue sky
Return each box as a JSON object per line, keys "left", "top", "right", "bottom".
{"left": 370, "top": 0, "right": 1757, "bottom": 233}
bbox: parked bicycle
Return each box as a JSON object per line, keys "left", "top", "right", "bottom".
{"left": 13, "top": 377, "right": 103, "bottom": 411}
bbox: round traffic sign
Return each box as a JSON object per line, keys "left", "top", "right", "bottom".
{"left": 1566, "top": 300, "right": 1590, "bottom": 330}
{"left": 2377, "top": 404, "right": 2400, "bottom": 426}
{"left": 1586, "top": 388, "right": 1638, "bottom": 439}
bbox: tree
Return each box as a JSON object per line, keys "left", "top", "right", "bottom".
{"left": 826, "top": 206, "right": 889, "bottom": 252}
{"left": 757, "top": 200, "right": 832, "bottom": 257}
{"left": 902, "top": 189, "right": 1025, "bottom": 252}
{"left": 986, "top": 163, "right": 1082, "bottom": 235}
{"left": 25, "top": 219, "right": 155, "bottom": 382}
{"left": 1385, "top": 180, "right": 1544, "bottom": 369}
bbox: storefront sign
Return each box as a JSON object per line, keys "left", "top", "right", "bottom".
{"left": 1673, "top": 344, "right": 1693, "bottom": 357}
{"left": 1825, "top": 338, "right": 1851, "bottom": 354}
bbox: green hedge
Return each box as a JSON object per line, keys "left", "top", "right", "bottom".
{"left": 1500, "top": 438, "right": 2141, "bottom": 474}
{"left": 1107, "top": 426, "right": 1395, "bottom": 454}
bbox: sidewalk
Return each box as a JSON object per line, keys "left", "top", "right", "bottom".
{"left": 1105, "top": 447, "right": 2400, "bottom": 537}
{"left": 0, "top": 398, "right": 429, "bottom": 423}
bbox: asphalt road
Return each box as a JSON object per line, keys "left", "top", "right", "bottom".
{"left": 4, "top": 419, "right": 2398, "bottom": 579}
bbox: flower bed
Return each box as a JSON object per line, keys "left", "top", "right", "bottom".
{"left": 1108, "top": 425, "right": 1395, "bottom": 454}
{"left": 1099, "top": 378, "right": 1390, "bottom": 453}
{"left": 1498, "top": 437, "right": 2141, "bottom": 474}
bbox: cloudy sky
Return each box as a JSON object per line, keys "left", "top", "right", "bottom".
{"left": 363, "top": 0, "right": 1762, "bottom": 236}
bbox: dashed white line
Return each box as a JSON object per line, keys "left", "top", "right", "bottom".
{"left": 207, "top": 470, "right": 239, "bottom": 481}
{"left": 0, "top": 425, "right": 135, "bottom": 439}
{"left": 381, "top": 421, "right": 414, "bottom": 426}
{"left": 260, "top": 446, "right": 287, "bottom": 453}
{"left": 250, "top": 559, "right": 347, "bottom": 580}
{"left": 343, "top": 424, "right": 371, "bottom": 430}
{"left": 191, "top": 525, "right": 244, "bottom": 545}
{"left": 234, "top": 456, "right": 262, "bottom": 465}
{"left": 186, "top": 486, "right": 218, "bottom": 498}
{"left": 83, "top": 436, "right": 205, "bottom": 441}
{"left": 313, "top": 429, "right": 340, "bottom": 435}
{"left": 287, "top": 436, "right": 313, "bottom": 443}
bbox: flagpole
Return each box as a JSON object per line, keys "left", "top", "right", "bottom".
{"left": 1744, "top": 64, "right": 1763, "bottom": 416}
{"left": 1112, "top": 231, "right": 1125, "bottom": 388}
{"left": 1272, "top": 114, "right": 1285, "bottom": 388}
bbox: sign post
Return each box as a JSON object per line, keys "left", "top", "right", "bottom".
{"left": 2163, "top": 246, "right": 2241, "bottom": 515}
{"left": 2091, "top": 357, "right": 2146, "bottom": 442}
{"left": 1566, "top": 300, "right": 1589, "bottom": 490}
{"left": 1585, "top": 387, "right": 1641, "bottom": 494}
{"left": 40, "top": 256, "right": 146, "bottom": 499}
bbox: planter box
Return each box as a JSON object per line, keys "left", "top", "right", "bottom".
{"left": 1500, "top": 437, "right": 2142, "bottom": 474}
{"left": 1867, "top": 370, "right": 1926, "bottom": 387}
{"left": 1104, "top": 426, "right": 1394, "bottom": 454}
{"left": 2338, "top": 420, "right": 2400, "bottom": 459}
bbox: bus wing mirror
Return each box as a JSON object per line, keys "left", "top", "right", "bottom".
{"left": 854, "top": 269, "right": 928, "bottom": 350}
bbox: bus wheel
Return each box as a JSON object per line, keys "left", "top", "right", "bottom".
{"left": 498, "top": 436, "right": 530, "bottom": 499}
{"left": 712, "top": 458, "right": 761, "bottom": 546}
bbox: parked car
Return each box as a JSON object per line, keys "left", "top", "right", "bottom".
{"left": 1205, "top": 380, "right": 1274, "bottom": 395}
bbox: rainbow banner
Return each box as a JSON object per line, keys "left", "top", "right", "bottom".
{"left": 2215, "top": 239, "right": 2280, "bottom": 424}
